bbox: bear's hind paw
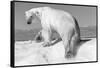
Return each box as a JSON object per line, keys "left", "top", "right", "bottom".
{"left": 65, "top": 51, "right": 75, "bottom": 59}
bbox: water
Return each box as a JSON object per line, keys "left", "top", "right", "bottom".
{"left": 15, "top": 26, "right": 96, "bottom": 41}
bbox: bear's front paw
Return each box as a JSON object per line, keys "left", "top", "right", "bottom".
{"left": 42, "top": 42, "right": 51, "bottom": 47}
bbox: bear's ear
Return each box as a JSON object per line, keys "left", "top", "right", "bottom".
{"left": 35, "top": 11, "right": 39, "bottom": 15}
{"left": 34, "top": 11, "right": 40, "bottom": 17}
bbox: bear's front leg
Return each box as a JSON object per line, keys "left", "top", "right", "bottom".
{"left": 41, "top": 29, "right": 51, "bottom": 47}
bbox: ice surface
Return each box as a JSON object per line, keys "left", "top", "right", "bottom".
{"left": 15, "top": 38, "right": 96, "bottom": 66}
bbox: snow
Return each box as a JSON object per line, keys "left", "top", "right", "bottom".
{"left": 15, "top": 38, "right": 97, "bottom": 66}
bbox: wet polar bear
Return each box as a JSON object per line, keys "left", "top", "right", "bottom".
{"left": 25, "top": 7, "right": 80, "bottom": 58}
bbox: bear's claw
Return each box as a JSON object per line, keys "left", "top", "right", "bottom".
{"left": 42, "top": 42, "right": 51, "bottom": 47}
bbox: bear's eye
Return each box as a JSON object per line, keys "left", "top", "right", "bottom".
{"left": 36, "top": 12, "right": 39, "bottom": 15}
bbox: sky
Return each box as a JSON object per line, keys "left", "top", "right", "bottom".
{"left": 14, "top": 2, "right": 97, "bottom": 30}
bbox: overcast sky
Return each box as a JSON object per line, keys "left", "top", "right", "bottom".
{"left": 14, "top": 2, "right": 97, "bottom": 30}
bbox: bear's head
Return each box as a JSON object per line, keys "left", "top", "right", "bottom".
{"left": 25, "top": 7, "right": 45, "bottom": 25}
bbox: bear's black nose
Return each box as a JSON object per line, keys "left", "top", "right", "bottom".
{"left": 27, "top": 21, "right": 31, "bottom": 24}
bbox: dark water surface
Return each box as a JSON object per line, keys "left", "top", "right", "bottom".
{"left": 15, "top": 26, "right": 96, "bottom": 41}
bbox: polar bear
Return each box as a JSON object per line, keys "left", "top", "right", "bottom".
{"left": 25, "top": 7, "right": 80, "bottom": 58}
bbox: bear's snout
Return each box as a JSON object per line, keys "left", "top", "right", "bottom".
{"left": 27, "top": 16, "right": 33, "bottom": 25}
{"left": 27, "top": 21, "right": 31, "bottom": 24}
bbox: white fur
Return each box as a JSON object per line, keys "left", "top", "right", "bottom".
{"left": 25, "top": 7, "right": 80, "bottom": 58}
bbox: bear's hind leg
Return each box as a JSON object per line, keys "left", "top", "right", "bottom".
{"left": 64, "top": 38, "right": 74, "bottom": 59}
{"left": 66, "top": 33, "right": 80, "bottom": 59}
{"left": 61, "top": 32, "right": 73, "bottom": 59}
{"left": 66, "top": 36, "right": 76, "bottom": 58}
{"left": 68, "top": 33, "right": 80, "bottom": 58}
{"left": 61, "top": 28, "right": 77, "bottom": 59}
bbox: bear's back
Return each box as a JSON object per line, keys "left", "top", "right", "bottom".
{"left": 43, "top": 7, "right": 73, "bottom": 19}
